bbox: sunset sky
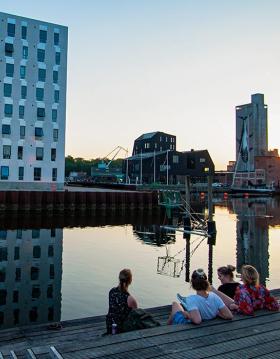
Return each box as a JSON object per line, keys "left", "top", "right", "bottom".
{"left": 2, "top": 0, "right": 280, "bottom": 169}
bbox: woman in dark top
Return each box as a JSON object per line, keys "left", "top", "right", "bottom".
{"left": 106, "top": 268, "right": 138, "bottom": 334}
{"left": 217, "top": 265, "right": 240, "bottom": 299}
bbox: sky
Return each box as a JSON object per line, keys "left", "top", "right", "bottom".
{"left": 2, "top": 0, "right": 280, "bottom": 169}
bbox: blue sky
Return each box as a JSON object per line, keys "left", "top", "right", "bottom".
{"left": 2, "top": 0, "right": 280, "bottom": 168}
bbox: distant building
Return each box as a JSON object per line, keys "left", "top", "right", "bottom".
{"left": 0, "top": 12, "right": 68, "bottom": 190}
{"left": 255, "top": 149, "right": 280, "bottom": 187}
{"left": 126, "top": 132, "right": 214, "bottom": 184}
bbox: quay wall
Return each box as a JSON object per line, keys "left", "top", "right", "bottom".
{"left": 0, "top": 190, "right": 159, "bottom": 212}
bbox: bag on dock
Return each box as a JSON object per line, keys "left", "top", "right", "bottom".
{"left": 122, "top": 308, "right": 160, "bottom": 332}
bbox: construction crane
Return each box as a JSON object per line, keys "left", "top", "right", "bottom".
{"left": 98, "top": 146, "right": 128, "bottom": 170}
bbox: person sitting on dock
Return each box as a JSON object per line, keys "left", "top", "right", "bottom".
{"left": 106, "top": 268, "right": 138, "bottom": 334}
{"left": 234, "top": 265, "right": 279, "bottom": 315}
{"left": 217, "top": 265, "right": 240, "bottom": 299}
{"left": 168, "top": 268, "right": 233, "bottom": 325}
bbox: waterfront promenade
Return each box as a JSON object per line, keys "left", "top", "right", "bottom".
{"left": 0, "top": 289, "right": 279, "bottom": 358}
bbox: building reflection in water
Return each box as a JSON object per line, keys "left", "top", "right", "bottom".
{"left": 0, "top": 228, "right": 62, "bottom": 329}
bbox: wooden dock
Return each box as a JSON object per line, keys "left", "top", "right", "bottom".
{"left": 0, "top": 289, "right": 279, "bottom": 358}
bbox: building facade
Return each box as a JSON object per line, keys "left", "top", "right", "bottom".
{"left": 0, "top": 12, "right": 67, "bottom": 190}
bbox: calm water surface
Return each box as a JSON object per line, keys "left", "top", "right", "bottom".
{"left": 1, "top": 197, "right": 280, "bottom": 329}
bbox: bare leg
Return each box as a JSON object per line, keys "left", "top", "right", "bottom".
{"left": 167, "top": 301, "right": 185, "bottom": 325}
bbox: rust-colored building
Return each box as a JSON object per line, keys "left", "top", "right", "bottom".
{"left": 255, "top": 149, "right": 280, "bottom": 187}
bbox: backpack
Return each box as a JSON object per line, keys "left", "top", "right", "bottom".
{"left": 122, "top": 308, "right": 160, "bottom": 332}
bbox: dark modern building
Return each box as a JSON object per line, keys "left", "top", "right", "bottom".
{"left": 125, "top": 132, "right": 214, "bottom": 184}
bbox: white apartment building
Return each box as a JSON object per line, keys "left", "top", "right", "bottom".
{"left": 0, "top": 12, "right": 67, "bottom": 190}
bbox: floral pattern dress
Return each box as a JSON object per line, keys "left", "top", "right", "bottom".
{"left": 234, "top": 284, "right": 279, "bottom": 315}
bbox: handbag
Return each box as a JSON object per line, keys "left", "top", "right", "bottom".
{"left": 122, "top": 308, "right": 161, "bottom": 332}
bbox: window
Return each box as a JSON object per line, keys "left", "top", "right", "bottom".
{"left": 1, "top": 166, "right": 9, "bottom": 180}
{"left": 37, "top": 48, "right": 45, "bottom": 62}
{"left": 20, "top": 65, "right": 26, "bottom": 79}
{"left": 0, "top": 248, "right": 7, "bottom": 261}
{"left": 47, "top": 285, "right": 53, "bottom": 298}
{"left": 173, "top": 155, "right": 179, "bottom": 164}
{"left": 4, "top": 104, "right": 13, "bottom": 117}
{"left": 52, "top": 168, "right": 57, "bottom": 181}
{"left": 200, "top": 158, "right": 206, "bottom": 163}
{"left": 54, "top": 32, "right": 59, "bottom": 45}
{"left": 38, "top": 68, "right": 46, "bottom": 82}
{"left": 6, "top": 63, "right": 14, "bottom": 77}
{"left": 53, "top": 70, "right": 58, "bottom": 83}
{"left": 31, "top": 267, "right": 39, "bottom": 280}
{"left": 55, "top": 52, "right": 60, "bottom": 65}
{"left": 21, "top": 25, "right": 27, "bottom": 39}
{"left": 7, "top": 23, "right": 15, "bottom": 37}
{"left": 53, "top": 129, "right": 58, "bottom": 142}
{"left": 39, "top": 29, "right": 47, "bottom": 43}
{"left": 51, "top": 148, "right": 56, "bottom": 161}
{"left": 15, "top": 268, "right": 21, "bottom": 282}
{"left": 54, "top": 90, "right": 59, "bottom": 103}
{"left": 4, "top": 83, "right": 12, "bottom": 97}
{"left": 37, "top": 107, "right": 45, "bottom": 119}
{"left": 13, "top": 290, "right": 19, "bottom": 303}
{"left": 29, "top": 307, "right": 38, "bottom": 322}
{"left": 35, "top": 127, "right": 43, "bottom": 138}
{"left": 18, "top": 146, "right": 23, "bottom": 160}
{"left": 20, "top": 126, "right": 25, "bottom": 139}
{"left": 18, "top": 167, "right": 24, "bottom": 180}
{"left": 21, "top": 85, "right": 27, "bottom": 99}
{"left": 2, "top": 124, "right": 11, "bottom": 135}
{"left": 34, "top": 167, "right": 41, "bottom": 181}
{"left": 52, "top": 109, "right": 57, "bottom": 122}
{"left": 32, "top": 229, "right": 40, "bottom": 238}
{"left": 51, "top": 228, "right": 56, "bottom": 237}
{"left": 187, "top": 158, "right": 196, "bottom": 169}
{"left": 14, "top": 247, "right": 20, "bottom": 260}
{"left": 3, "top": 145, "right": 11, "bottom": 159}
{"left": 16, "top": 229, "right": 22, "bottom": 239}
{"left": 19, "top": 105, "right": 25, "bottom": 119}
{"left": 32, "top": 286, "right": 41, "bottom": 299}
{"left": 5, "top": 43, "right": 13, "bottom": 56}
{"left": 14, "top": 309, "right": 19, "bottom": 324}
{"left": 49, "top": 264, "right": 54, "bottom": 279}
{"left": 33, "top": 246, "right": 41, "bottom": 258}
{"left": 22, "top": 46, "right": 28, "bottom": 59}
{"left": 36, "top": 147, "right": 44, "bottom": 161}
{"left": 48, "top": 245, "right": 54, "bottom": 257}
{"left": 48, "top": 307, "right": 54, "bottom": 321}
{"left": 36, "top": 87, "right": 44, "bottom": 101}
{"left": 0, "top": 290, "right": 7, "bottom": 305}
{"left": 0, "top": 269, "right": 6, "bottom": 282}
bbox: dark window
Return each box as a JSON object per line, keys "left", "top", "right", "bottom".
{"left": 47, "top": 285, "right": 53, "bottom": 298}
{"left": 51, "top": 148, "right": 56, "bottom": 161}
{"left": 5, "top": 42, "right": 13, "bottom": 56}
{"left": 22, "top": 26, "right": 27, "bottom": 39}
{"left": 15, "top": 268, "right": 21, "bottom": 282}
{"left": 7, "top": 23, "right": 15, "bottom": 37}
{"left": 53, "top": 129, "right": 58, "bottom": 142}
{"left": 39, "top": 30, "right": 47, "bottom": 43}
{"left": 4, "top": 104, "right": 13, "bottom": 117}
{"left": 20, "top": 65, "right": 26, "bottom": 79}
{"left": 49, "top": 264, "right": 54, "bottom": 279}
{"left": 37, "top": 107, "right": 45, "bottom": 118}
{"left": 0, "top": 231, "right": 7, "bottom": 240}
{"left": 0, "top": 290, "right": 7, "bottom": 305}
{"left": 18, "top": 167, "right": 24, "bottom": 181}
{"left": 16, "top": 229, "right": 22, "bottom": 239}
{"left": 32, "top": 285, "right": 41, "bottom": 299}
{"left": 31, "top": 267, "right": 39, "bottom": 280}
{"left": 3, "top": 145, "right": 11, "bottom": 159}
{"left": 36, "top": 87, "right": 44, "bottom": 101}
{"left": 21, "top": 85, "right": 27, "bottom": 99}
{"left": 6, "top": 63, "right": 14, "bottom": 77}
{"left": 0, "top": 248, "right": 8, "bottom": 261}
{"left": 32, "top": 229, "right": 40, "bottom": 239}
{"left": 14, "top": 309, "right": 19, "bottom": 325}
{"left": 36, "top": 147, "right": 44, "bottom": 161}
{"left": 55, "top": 52, "right": 60, "bottom": 65}
{"left": 52, "top": 109, "right": 57, "bottom": 122}
{"left": 20, "top": 126, "right": 25, "bottom": 139}
{"left": 54, "top": 32, "right": 59, "bottom": 45}
{"left": 38, "top": 68, "right": 46, "bottom": 82}
{"left": 0, "top": 269, "right": 5, "bottom": 282}
{"left": 29, "top": 307, "right": 38, "bottom": 322}
{"left": 1, "top": 166, "right": 9, "bottom": 180}
{"left": 18, "top": 146, "right": 23, "bottom": 160}
{"left": 0, "top": 312, "right": 3, "bottom": 325}
{"left": 187, "top": 157, "right": 196, "bottom": 169}
{"left": 14, "top": 247, "right": 20, "bottom": 260}
{"left": 2, "top": 125, "right": 11, "bottom": 135}
{"left": 35, "top": 127, "right": 43, "bottom": 138}
{"left": 33, "top": 246, "right": 41, "bottom": 258}
{"left": 48, "top": 245, "right": 54, "bottom": 257}
{"left": 4, "top": 83, "right": 12, "bottom": 97}
{"left": 52, "top": 168, "right": 57, "bottom": 181}
{"left": 51, "top": 228, "right": 56, "bottom": 237}
{"left": 53, "top": 71, "right": 58, "bottom": 83}
{"left": 34, "top": 168, "right": 41, "bottom": 181}
{"left": 48, "top": 307, "right": 54, "bottom": 321}
{"left": 19, "top": 105, "right": 25, "bottom": 119}
{"left": 54, "top": 90, "right": 59, "bottom": 103}
{"left": 22, "top": 46, "right": 28, "bottom": 59}
{"left": 13, "top": 290, "right": 19, "bottom": 303}
{"left": 37, "top": 49, "right": 45, "bottom": 62}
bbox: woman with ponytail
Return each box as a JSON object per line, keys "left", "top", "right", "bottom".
{"left": 217, "top": 265, "right": 240, "bottom": 299}
{"left": 106, "top": 269, "right": 138, "bottom": 334}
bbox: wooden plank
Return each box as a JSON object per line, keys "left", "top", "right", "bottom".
{"left": 49, "top": 346, "right": 64, "bottom": 359}
{"left": 9, "top": 351, "right": 18, "bottom": 359}
{"left": 26, "top": 348, "right": 37, "bottom": 359}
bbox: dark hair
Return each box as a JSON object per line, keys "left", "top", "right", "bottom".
{"left": 191, "top": 268, "right": 210, "bottom": 291}
{"left": 217, "top": 265, "right": 236, "bottom": 280}
{"left": 119, "top": 268, "right": 132, "bottom": 292}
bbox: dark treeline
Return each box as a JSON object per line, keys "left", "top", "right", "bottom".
{"left": 65, "top": 156, "right": 123, "bottom": 176}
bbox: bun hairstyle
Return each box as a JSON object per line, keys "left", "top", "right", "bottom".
{"left": 191, "top": 268, "right": 210, "bottom": 291}
{"left": 217, "top": 265, "right": 236, "bottom": 279}
{"left": 241, "top": 265, "right": 259, "bottom": 286}
{"left": 119, "top": 268, "right": 132, "bottom": 292}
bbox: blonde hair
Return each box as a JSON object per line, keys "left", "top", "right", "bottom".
{"left": 242, "top": 265, "right": 259, "bottom": 286}
{"left": 119, "top": 268, "right": 132, "bottom": 292}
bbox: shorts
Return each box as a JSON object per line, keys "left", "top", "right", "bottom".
{"left": 172, "top": 311, "right": 191, "bottom": 325}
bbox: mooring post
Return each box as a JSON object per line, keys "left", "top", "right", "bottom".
{"left": 184, "top": 176, "right": 191, "bottom": 282}
{"left": 207, "top": 175, "right": 216, "bottom": 283}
